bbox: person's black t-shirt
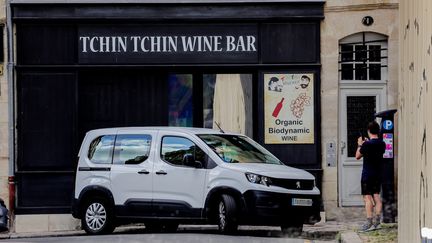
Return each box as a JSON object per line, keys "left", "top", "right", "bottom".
{"left": 359, "top": 138, "right": 386, "bottom": 181}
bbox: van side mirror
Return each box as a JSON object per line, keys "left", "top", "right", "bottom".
{"left": 183, "top": 154, "right": 203, "bottom": 168}
{"left": 193, "top": 161, "right": 203, "bottom": 169}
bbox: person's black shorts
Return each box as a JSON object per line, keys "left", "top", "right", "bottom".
{"left": 361, "top": 179, "right": 381, "bottom": 195}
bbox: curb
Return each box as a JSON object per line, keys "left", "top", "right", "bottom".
{"left": 340, "top": 231, "right": 362, "bottom": 243}
{"left": 0, "top": 230, "right": 85, "bottom": 240}
{"left": 0, "top": 225, "right": 144, "bottom": 240}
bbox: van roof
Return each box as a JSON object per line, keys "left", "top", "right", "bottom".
{"left": 85, "top": 126, "right": 240, "bottom": 136}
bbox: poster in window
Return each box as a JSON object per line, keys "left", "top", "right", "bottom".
{"left": 264, "top": 73, "right": 314, "bottom": 144}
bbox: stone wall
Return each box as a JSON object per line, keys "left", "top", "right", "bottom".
{"left": 398, "top": 0, "right": 432, "bottom": 241}
{"left": 320, "top": 0, "right": 398, "bottom": 220}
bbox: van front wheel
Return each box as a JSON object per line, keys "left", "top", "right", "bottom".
{"left": 217, "top": 194, "right": 238, "bottom": 234}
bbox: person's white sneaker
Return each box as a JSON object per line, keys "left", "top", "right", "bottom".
{"left": 373, "top": 221, "right": 381, "bottom": 230}
{"left": 373, "top": 216, "right": 381, "bottom": 230}
{"left": 359, "top": 221, "right": 374, "bottom": 232}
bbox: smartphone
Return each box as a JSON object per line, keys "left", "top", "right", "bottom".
{"left": 358, "top": 130, "right": 365, "bottom": 140}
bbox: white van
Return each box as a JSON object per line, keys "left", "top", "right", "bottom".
{"left": 72, "top": 127, "right": 320, "bottom": 235}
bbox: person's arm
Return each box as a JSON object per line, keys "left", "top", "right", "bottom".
{"left": 355, "top": 137, "right": 366, "bottom": 160}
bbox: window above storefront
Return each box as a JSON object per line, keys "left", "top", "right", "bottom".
{"left": 339, "top": 32, "right": 388, "bottom": 82}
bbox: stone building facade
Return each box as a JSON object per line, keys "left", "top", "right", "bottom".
{"left": 321, "top": 0, "right": 398, "bottom": 220}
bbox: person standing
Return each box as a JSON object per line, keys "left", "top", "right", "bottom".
{"left": 355, "top": 121, "right": 386, "bottom": 232}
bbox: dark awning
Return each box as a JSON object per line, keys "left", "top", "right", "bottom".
{"left": 12, "top": 1, "right": 325, "bottom": 21}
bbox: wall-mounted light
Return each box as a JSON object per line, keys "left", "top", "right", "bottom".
{"left": 362, "top": 16, "right": 374, "bottom": 26}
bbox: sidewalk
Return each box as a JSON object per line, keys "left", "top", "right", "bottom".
{"left": 0, "top": 220, "right": 365, "bottom": 242}
{"left": 305, "top": 220, "right": 364, "bottom": 242}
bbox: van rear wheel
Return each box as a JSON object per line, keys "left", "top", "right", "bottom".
{"left": 217, "top": 194, "right": 238, "bottom": 234}
{"left": 81, "top": 197, "right": 115, "bottom": 235}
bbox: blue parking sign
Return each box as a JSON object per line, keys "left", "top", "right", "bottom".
{"left": 383, "top": 120, "right": 393, "bottom": 130}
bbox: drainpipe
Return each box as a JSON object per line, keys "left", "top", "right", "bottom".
{"left": 6, "top": 0, "right": 15, "bottom": 214}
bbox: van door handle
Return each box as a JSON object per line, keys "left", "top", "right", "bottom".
{"left": 155, "top": 170, "right": 167, "bottom": 175}
{"left": 138, "top": 169, "right": 150, "bottom": 174}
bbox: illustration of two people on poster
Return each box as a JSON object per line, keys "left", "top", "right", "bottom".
{"left": 267, "top": 75, "right": 311, "bottom": 93}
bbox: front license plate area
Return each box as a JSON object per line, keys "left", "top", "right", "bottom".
{"left": 292, "top": 198, "right": 313, "bottom": 206}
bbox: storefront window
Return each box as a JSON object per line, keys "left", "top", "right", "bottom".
{"left": 168, "top": 74, "right": 193, "bottom": 127}
{"left": 203, "top": 74, "right": 217, "bottom": 128}
{"left": 203, "top": 74, "right": 253, "bottom": 137}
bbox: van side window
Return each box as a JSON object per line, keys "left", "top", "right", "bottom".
{"left": 161, "top": 136, "right": 205, "bottom": 167}
{"left": 88, "top": 135, "right": 115, "bottom": 164}
{"left": 113, "top": 134, "right": 152, "bottom": 165}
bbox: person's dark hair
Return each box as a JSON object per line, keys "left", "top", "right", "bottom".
{"left": 269, "top": 77, "right": 279, "bottom": 84}
{"left": 367, "top": 121, "right": 380, "bottom": 135}
{"left": 268, "top": 77, "right": 279, "bottom": 90}
{"left": 301, "top": 75, "right": 310, "bottom": 82}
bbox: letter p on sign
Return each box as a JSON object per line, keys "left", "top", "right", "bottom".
{"left": 383, "top": 120, "right": 393, "bottom": 130}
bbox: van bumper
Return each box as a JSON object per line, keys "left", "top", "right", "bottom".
{"left": 71, "top": 198, "right": 79, "bottom": 219}
{"left": 241, "top": 190, "right": 321, "bottom": 225}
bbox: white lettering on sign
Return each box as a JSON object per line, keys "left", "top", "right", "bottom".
{"left": 90, "top": 37, "right": 98, "bottom": 52}
{"left": 181, "top": 36, "right": 198, "bottom": 52}
{"left": 141, "top": 37, "right": 149, "bottom": 52}
{"left": 80, "top": 37, "right": 90, "bottom": 52}
{"left": 247, "top": 36, "right": 256, "bottom": 51}
{"left": 79, "top": 35, "right": 257, "bottom": 53}
{"left": 80, "top": 36, "right": 129, "bottom": 53}
{"left": 226, "top": 36, "right": 236, "bottom": 51}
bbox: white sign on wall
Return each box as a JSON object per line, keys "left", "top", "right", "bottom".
{"left": 264, "top": 73, "right": 315, "bottom": 144}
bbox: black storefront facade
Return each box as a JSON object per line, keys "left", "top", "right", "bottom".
{"left": 12, "top": 1, "right": 325, "bottom": 214}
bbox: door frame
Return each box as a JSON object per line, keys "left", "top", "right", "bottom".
{"left": 338, "top": 82, "right": 387, "bottom": 206}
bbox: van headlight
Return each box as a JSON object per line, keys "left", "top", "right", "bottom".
{"left": 245, "top": 173, "right": 271, "bottom": 187}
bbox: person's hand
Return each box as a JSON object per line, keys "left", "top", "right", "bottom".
{"left": 357, "top": 137, "right": 369, "bottom": 146}
{"left": 358, "top": 136, "right": 365, "bottom": 146}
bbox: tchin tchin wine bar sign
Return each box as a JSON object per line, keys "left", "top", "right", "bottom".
{"left": 78, "top": 24, "right": 258, "bottom": 64}
{"left": 264, "top": 73, "right": 315, "bottom": 144}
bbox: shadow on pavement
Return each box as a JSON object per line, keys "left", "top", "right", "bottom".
{"left": 111, "top": 225, "right": 337, "bottom": 240}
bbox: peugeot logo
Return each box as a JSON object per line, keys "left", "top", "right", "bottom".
{"left": 296, "top": 181, "right": 301, "bottom": 189}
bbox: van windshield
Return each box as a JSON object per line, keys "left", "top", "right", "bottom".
{"left": 198, "top": 134, "right": 282, "bottom": 164}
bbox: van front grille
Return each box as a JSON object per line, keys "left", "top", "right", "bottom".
{"left": 270, "top": 178, "right": 314, "bottom": 190}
